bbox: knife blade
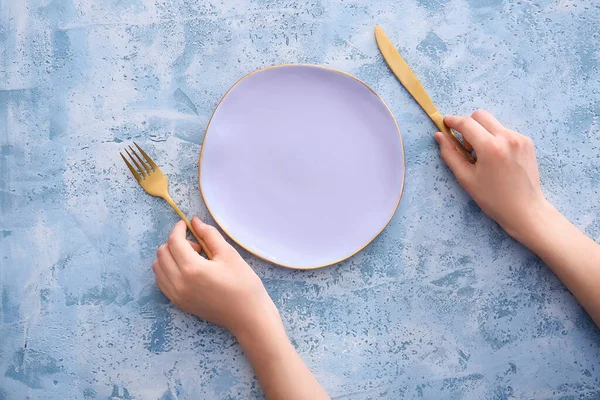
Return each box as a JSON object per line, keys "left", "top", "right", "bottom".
{"left": 374, "top": 26, "right": 475, "bottom": 163}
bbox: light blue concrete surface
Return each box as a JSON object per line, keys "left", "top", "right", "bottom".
{"left": 1, "top": 0, "right": 600, "bottom": 398}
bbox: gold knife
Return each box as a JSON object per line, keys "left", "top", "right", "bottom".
{"left": 374, "top": 26, "right": 475, "bottom": 163}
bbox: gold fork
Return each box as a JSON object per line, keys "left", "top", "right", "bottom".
{"left": 120, "top": 142, "right": 213, "bottom": 259}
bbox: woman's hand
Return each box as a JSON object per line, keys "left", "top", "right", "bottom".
{"left": 435, "top": 109, "right": 551, "bottom": 243}
{"left": 152, "top": 218, "right": 329, "bottom": 399}
{"left": 436, "top": 109, "right": 600, "bottom": 328}
{"left": 152, "top": 217, "right": 280, "bottom": 338}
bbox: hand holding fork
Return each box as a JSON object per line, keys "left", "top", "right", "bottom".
{"left": 120, "top": 142, "right": 213, "bottom": 259}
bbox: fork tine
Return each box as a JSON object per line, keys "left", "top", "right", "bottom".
{"left": 129, "top": 146, "right": 151, "bottom": 175}
{"left": 125, "top": 148, "right": 147, "bottom": 178}
{"left": 120, "top": 152, "right": 142, "bottom": 182}
{"left": 134, "top": 142, "right": 158, "bottom": 170}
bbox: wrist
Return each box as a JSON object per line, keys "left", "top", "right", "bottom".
{"left": 233, "top": 302, "right": 288, "bottom": 350}
{"left": 510, "top": 199, "right": 561, "bottom": 248}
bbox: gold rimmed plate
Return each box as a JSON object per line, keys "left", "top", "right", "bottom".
{"left": 199, "top": 65, "right": 405, "bottom": 269}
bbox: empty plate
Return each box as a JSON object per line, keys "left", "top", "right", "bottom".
{"left": 199, "top": 65, "right": 405, "bottom": 269}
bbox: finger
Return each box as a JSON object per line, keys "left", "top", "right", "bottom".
{"left": 155, "top": 274, "right": 173, "bottom": 302}
{"left": 447, "top": 123, "right": 474, "bottom": 152}
{"left": 152, "top": 260, "right": 175, "bottom": 300}
{"left": 156, "top": 243, "right": 181, "bottom": 281}
{"left": 470, "top": 109, "right": 505, "bottom": 136}
{"left": 434, "top": 132, "right": 474, "bottom": 187}
{"left": 444, "top": 115, "right": 493, "bottom": 150}
{"left": 192, "top": 216, "right": 234, "bottom": 258}
{"left": 462, "top": 136, "right": 474, "bottom": 153}
{"left": 152, "top": 260, "right": 174, "bottom": 297}
{"left": 168, "top": 220, "right": 204, "bottom": 267}
{"left": 187, "top": 240, "right": 202, "bottom": 253}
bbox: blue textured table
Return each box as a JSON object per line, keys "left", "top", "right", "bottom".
{"left": 2, "top": 1, "right": 600, "bottom": 398}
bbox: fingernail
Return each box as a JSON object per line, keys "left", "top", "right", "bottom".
{"left": 192, "top": 216, "right": 200, "bottom": 223}
{"left": 433, "top": 132, "right": 441, "bottom": 144}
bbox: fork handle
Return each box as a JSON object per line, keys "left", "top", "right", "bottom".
{"left": 163, "top": 195, "right": 214, "bottom": 259}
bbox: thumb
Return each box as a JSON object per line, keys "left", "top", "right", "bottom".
{"left": 434, "top": 132, "right": 474, "bottom": 188}
{"left": 191, "top": 216, "right": 234, "bottom": 258}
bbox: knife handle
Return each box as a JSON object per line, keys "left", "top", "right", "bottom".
{"left": 431, "top": 112, "right": 475, "bottom": 164}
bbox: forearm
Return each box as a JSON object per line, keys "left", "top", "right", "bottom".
{"left": 235, "top": 309, "right": 329, "bottom": 400}
{"left": 518, "top": 201, "right": 600, "bottom": 325}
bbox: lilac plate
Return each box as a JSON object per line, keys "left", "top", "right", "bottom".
{"left": 199, "top": 65, "right": 405, "bottom": 269}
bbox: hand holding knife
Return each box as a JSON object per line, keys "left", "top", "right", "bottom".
{"left": 374, "top": 26, "right": 475, "bottom": 163}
